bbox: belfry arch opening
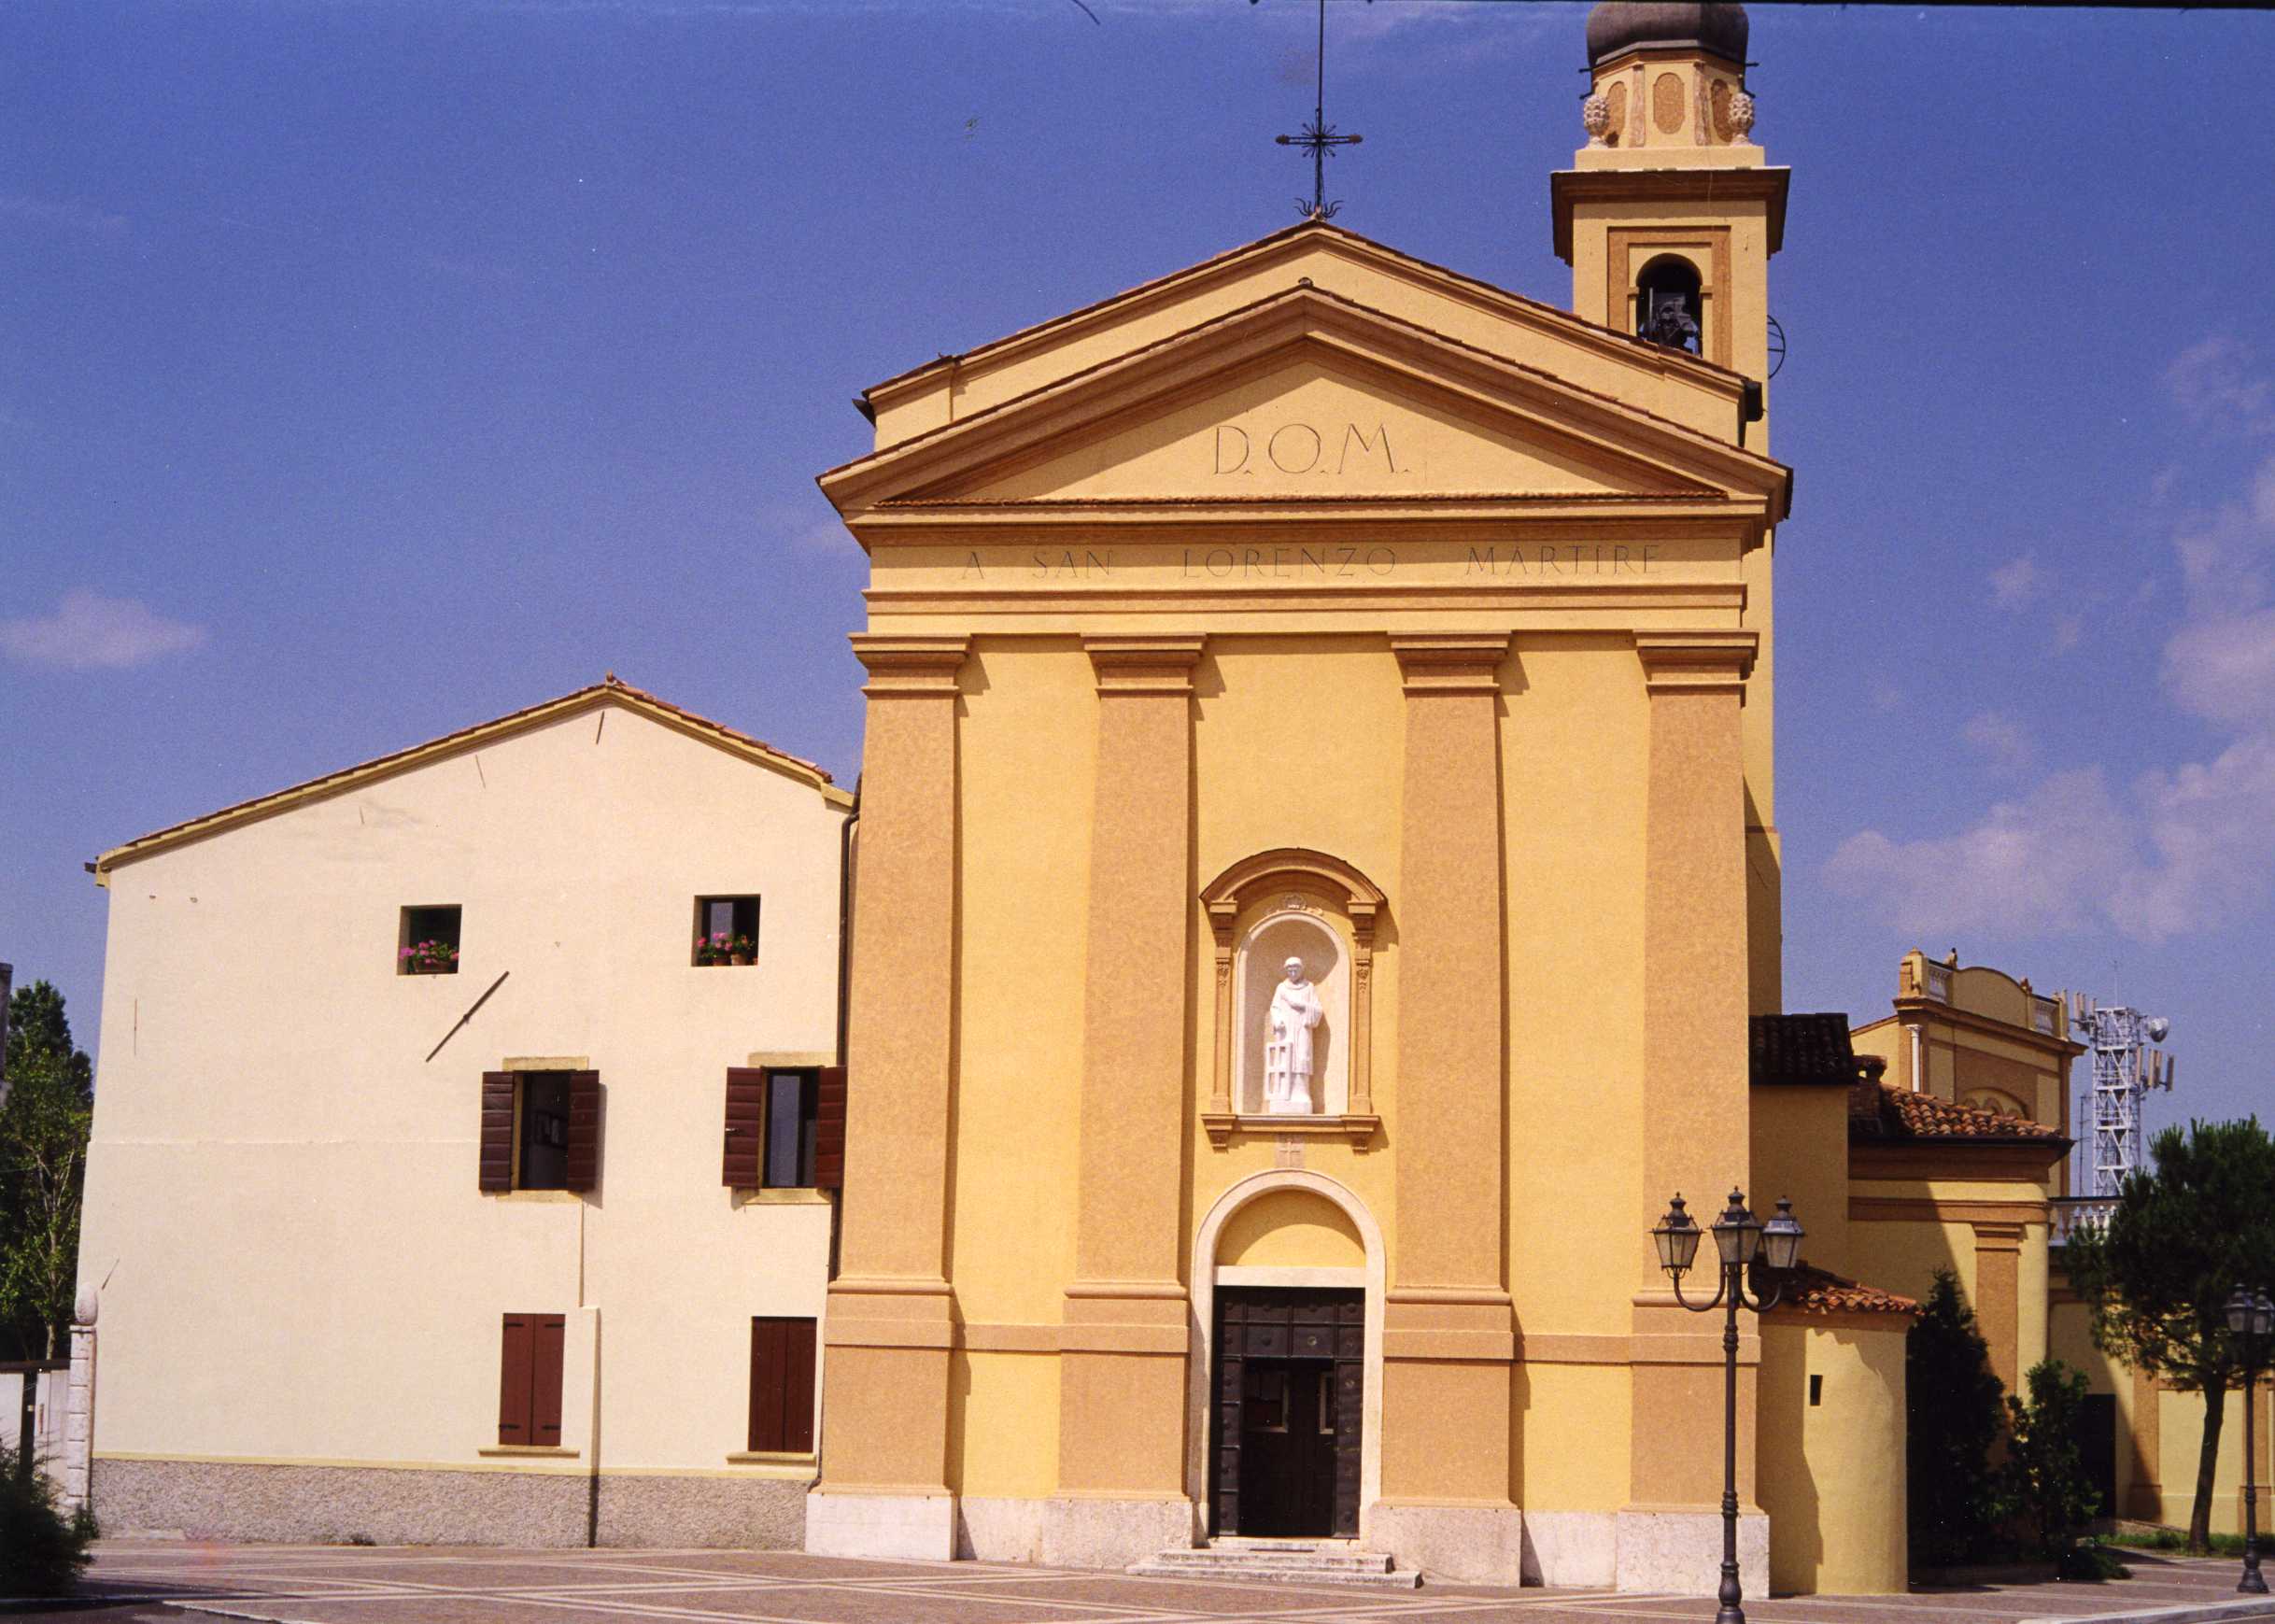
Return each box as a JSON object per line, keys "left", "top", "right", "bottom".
{"left": 1635, "top": 253, "right": 1703, "bottom": 354}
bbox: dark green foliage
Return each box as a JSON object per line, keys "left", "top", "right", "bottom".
{"left": 1999, "top": 1359, "right": 2101, "bottom": 1570}
{"left": 0, "top": 981, "right": 94, "bottom": 1362}
{"left": 0, "top": 1463, "right": 93, "bottom": 1597}
{"left": 1907, "top": 1268, "right": 2007, "bottom": 1568}
{"left": 2065, "top": 1117, "right": 2275, "bottom": 1552}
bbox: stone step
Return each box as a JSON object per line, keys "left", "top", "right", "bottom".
{"left": 1128, "top": 1544, "right": 1420, "bottom": 1589}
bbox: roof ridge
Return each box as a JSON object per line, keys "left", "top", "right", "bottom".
{"left": 860, "top": 216, "right": 1747, "bottom": 404}
{"left": 94, "top": 678, "right": 840, "bottom": 875}
{"left": 823, "top": 280, "right": 1788, "bottom": 498}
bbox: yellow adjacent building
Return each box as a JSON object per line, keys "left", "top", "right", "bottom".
{"left": 804, "top": 2, "right": 1917, "bottom": 1593}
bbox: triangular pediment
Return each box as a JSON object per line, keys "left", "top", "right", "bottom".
{"left": 938, "top": 351, "right": 1696, "bottom": 503}
{"left": 821, "top": 286, "right": 1788, "bottom": 521}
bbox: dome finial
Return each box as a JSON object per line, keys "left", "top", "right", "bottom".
{"left": 1585, "top": 3, "right": 1747, "bottom": 69}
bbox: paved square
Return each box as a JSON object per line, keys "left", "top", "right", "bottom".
{"left": 22, "top": 1542, "right": 2273, "bottom": 1624}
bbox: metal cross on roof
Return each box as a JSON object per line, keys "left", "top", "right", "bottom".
{"left": 1266, "top": 0, "right": 1364, "bottom": 220}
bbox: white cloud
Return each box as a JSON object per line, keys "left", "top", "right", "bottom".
{"left": 2165, "top": 337, "right": 2273, "bottom": 435}
{"left": 2161, "top": 607, "right": 2275, "bottom": 727}
{"left": 1829, "top": 379, "right": 2275, "bottom": 944}
{"left": 1962, "top": 709, "right": 2037, "bottom": 775}
{"left": 0, "top": 590, "right": 207, "bottom": 671}
{"left": 2114, "top": 733, "right": 2275, "bottom": 939}
{"left": 1825, "top": 770, "right": 2128, "bottom": 939}
{"left": 1989, "top": 554, "right": 2042, "bottom": 609}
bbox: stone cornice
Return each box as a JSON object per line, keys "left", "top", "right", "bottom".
{"left": 1081, "top": 634, "right": 1205, "bottom": 695}
{"left": 1633, "top": 628, "right": 1757, "bottom": 697}
{"left": 848, "top": 634, "right": 970, "bottom": 695}
{"left": 1550, "top": 165, "right": 1791, "bottom": 263}
{"left": 1390, "top": 631, "right": 1512, "bottom": 695}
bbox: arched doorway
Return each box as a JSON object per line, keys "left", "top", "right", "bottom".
{"left": 1188, "top": 1171, "right": 1385, "bottom": 1542}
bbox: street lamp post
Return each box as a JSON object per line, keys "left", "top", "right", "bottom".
{"left": 2226, "top": 1285, "right": 2273, "bottom": 1596}
{"left": 1652, "top": 1190, "right": 1805, "bottom": 1624}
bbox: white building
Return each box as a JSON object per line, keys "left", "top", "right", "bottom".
{"left": 77, "top": 678, "right": 852, "bottom": 1546}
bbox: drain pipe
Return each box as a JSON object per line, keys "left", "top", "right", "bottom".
{"left": 829, "top": 776, "right": 860, "bottom": 1285}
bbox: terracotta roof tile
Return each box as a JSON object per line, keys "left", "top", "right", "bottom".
{"left": 1849, "top": 1080, "right": 2067, "bottom": 1143}
{"left": 1750, "top": 1013, "right": 1858, "bottom": 1087}
{"left": 1778, "top": 1263, "right": 1920, "bottom": 1320}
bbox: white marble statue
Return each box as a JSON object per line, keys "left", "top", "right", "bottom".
{"left": 1264, "top": 955, "right": 1324, "bottom": 1115}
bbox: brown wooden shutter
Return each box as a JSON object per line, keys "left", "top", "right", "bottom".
{"left": 498, "top": 1313, "right": 534, "bottom": 1443}
{"left": 747, "top": 1317, "right": 818, "bottom": 1453}
{"left": 563, "top": 1071, "right": 601, "bottom": 1192}
{"left": 532, "top": 1314, "right": 566, "bottom": 1447}
{"left": 479, "top": 1073, "right": 516, "bottom": 1193}
{"left": 723, "top": 1067, "right": 765, "bottom": 1187}
{"left": 748, "top": 1318, "right": 784, "bottom": 1451}
{"left": 813, "top": 1066, "right": 847, "bottom": 1191}
{"left": 783, "top": 1319, "right": 817, "bottom": 1454}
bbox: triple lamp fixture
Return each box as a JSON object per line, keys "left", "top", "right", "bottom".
{"left": 2224, "top": 1284, "right": 2271, "bottom": 1597}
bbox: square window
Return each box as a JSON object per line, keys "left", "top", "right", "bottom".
{"left": 763, "top": 1069, "right": 819, "bottom": 1190}
{"left": 400, "top": 905, "right": 461, "bottom": 975}
{"left": 516, "top": 1072, "right": 573, "bottom": 1191}
{"left": 692, "top": 896, "right": 760, "bottom": 967}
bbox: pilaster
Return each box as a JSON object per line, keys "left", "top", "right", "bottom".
{"left": 1057, "top": 637, "right": 1203, "bottom": 1512}
{"left": 62, "top": 1291, "right": 95, "bottom": 1516}
{"left": 812, "top": 634, "right": 968, "bottom": 1558}
{"left": 1626, "top": 630, "right": 1757, "bottom": 1580}
{"left": 1379, "top": 633, "right": 1518, "bottom": 1556}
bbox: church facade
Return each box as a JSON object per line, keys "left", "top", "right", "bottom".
{"left": 805, "top": 4, "right": 1916, "bottom": 1594}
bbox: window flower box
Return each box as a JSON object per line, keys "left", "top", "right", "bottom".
{"left": 401, "top": 939, "right": 459, "bottom": 975}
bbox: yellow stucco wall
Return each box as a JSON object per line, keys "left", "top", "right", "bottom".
{"left": 78, "top": 702, "right": 848, "bottom": 1479}
{"left": 1760, "top": 1320, "right": 1908, "bottom": 1594}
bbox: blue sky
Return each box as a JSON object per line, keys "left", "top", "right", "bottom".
{"left": 4, "top": 1, "right": 2270, "bottom": 1145}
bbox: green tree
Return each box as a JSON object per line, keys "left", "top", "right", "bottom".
{"left": 2065, "top": 1117, "right": 2275, "bottom": 1553}
{"left": 1907, "top": 1268, "right": 2008, "bottom": 1568}
{"left": 0, "top": 981, "right": 93, "bottom": 1361}
{"left": 1999, "top": 1359, "right": 2100, "bottom": 1570}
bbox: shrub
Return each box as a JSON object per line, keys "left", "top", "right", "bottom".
{"left": 1908, "top": 1268, "right": 2008, "bottom": 1568}
{"left": 0, "top": 1464, "right": 93, "bottom": 1598}
{"left": 2000, "top": 1359, "right": 2102, "bottom": 1571}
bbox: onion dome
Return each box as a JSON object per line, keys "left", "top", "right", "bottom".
{"left": 1585, "top": 3, "right": 1747, "bottom": 67}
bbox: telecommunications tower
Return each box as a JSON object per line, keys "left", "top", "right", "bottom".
{"left": 2067, "top": 992, "right": 2175, "bottom": 1205}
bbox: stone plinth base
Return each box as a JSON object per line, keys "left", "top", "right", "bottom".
{"left": 1042, "top": 1495, "right": 1193, "bottom": 1567}
{"left": 1521, "top": 1509, "right": 1618, "bottom": 1587}
{"left": 94, "top": 1458, "right": 583, "bottom": 1546}
{"left": 1615, "top": 1506, "right": 1768, "bottom": 1594}
{"left": 804, "top": 1488, "right": 956, "bottom": 1560}
{"left": 92, "top": 1457, "right": 812, "bottom": 1548}
{"left": 954, "top": 1494, "right": 1193, "bottom": 1566}
{"left": 595, "top": 1473, "right": 808, "bottom": 1547}
{"left": 1369, "top": 1501, "right": 1525, "bottom": 1585}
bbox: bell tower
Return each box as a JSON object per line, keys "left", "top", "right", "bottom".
{"left": 1551, "top": 2, "right": 1788, "bottom": 444}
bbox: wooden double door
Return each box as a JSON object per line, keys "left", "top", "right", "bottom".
{"left": 1210, "top": 1287, "right": 1363, "bottom": 1538}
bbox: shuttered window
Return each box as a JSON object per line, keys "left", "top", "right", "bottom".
{"left": 747, "top": 1317, "right": 817, "bottom": 1454}
{"left": 479, "top": 1071, "right": 601, "bottom": 1193}
{"left": 724, "top": 1067, "right": 843, "bottom": 1191}
{"left": 498, "top": 1313, "right": 566, "bottom": 1447}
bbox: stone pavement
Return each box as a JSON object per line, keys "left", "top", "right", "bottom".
{"left": 14, "top": 1543, "right": 2274, "bottom": 1624}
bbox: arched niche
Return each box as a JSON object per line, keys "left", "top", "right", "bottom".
{"left": 1199, "top": 848, "right": 1384, "bottom": 1149}
{"left": 1235, "top": 910, "right": 1348, "bottom": 1116}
